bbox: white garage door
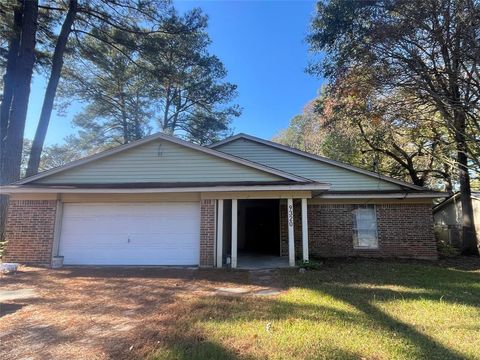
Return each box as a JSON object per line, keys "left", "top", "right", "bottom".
{"left": 59, "top": 202, "right": 200, "bottom": 265}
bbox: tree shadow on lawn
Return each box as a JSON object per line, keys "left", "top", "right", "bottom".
{"left": 135, "top": 260, "right": 479, "bottom": 360}
{"left": 126, "top": 286, "right": 472, "bottom": 359}
{"left": 437, "top": 256, "right": 480, "bottom": 271}
{"left": 23, "top": 258, "right": 480, "bottom": 311}
{"left": 317, "top": 287, "right": 467, "bottom": 360}
{"left": 109, "top": 294, "right": 376, "bottom": 360}
{"left": 304, "top": 258, "right": 480, "bottom": 308}
{"left": 4, "top": 260, "right": 479, "bottom": 359}
{"left": 52, "top": 266, "right": 257, "bottom": 285}
{"left": 0, "top": 302, "right": 26, "bottom": 317}
{"left": 0, "top": 322, "right": 81, "bottom": 359}
{"left": 127, "top": 292, "right": 469, "bottom": 360}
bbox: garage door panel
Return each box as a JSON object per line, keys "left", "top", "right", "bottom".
{"left": 59, "top": 202, "right": 200, "bottom": 265}
{"left": 61, "top": 218, "right": 132, "bottom": 235}
{"left": 60, "top": 233, "right": 128, "bottom": 247}
{"left": 66, "top": 254, "right": 197, "bottom": 266}
{"left": 130, "top": 233, "right": 198, "bottom": 244}
{"left": 66, "top": 246, "right": 198, "bottom": 265}
{"left": 132, "top": 221, "right": 199, "bottom": 233}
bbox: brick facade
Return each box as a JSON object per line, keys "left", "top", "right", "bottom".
{"left": 281, "top": 202, "right": 438, "bottom": 260}
{"left": 3, "top": 198, "right": 437, "bottom": 267}
{"left": 199, "top": 199, "right": 215, "bottom": 267}
{"left": 3, "top": 200, "right": 57, "bottom": 265}
{"left": 4, "top": 198, "right": 217, "bottom": 267}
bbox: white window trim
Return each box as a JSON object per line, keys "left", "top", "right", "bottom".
{"left": 353, "top": 205, "right": 379, "bottom": 250}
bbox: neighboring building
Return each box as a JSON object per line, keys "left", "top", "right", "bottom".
{"left": 433, "top": 192, "right": 480, "bottom": 249}
{"left": 1, "top": 133, "right": 445, "bottom": 268}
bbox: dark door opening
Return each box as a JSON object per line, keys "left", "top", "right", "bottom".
{"left": 238, "top": 199, "right": 280, "bottom": 255}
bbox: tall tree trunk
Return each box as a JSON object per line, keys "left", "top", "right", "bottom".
{"left": 119, "top": 88, "right": 129, "bottom": 143}
{"left": 0, "top": 1, "right": 23, "bottom": 149}
{"left": 134, "top": 91, "right": 141, "bottom": 140}
{"left": 26, "top": 0, "right": 77, "bottom": 177}
{"left": 121, "top": 110, "right": 129, "bottom": 143}
{"left": 444, "top": 166, "right": 454, "bottom": 194}
{"left": 0, "top": 1, "right": 23, "bottom": 241}
{"left": 0, "top": 0, "right": 38, "bottom": 240}
{"left": 450, "top": 1, "right": 478, "bottom": 255}
{"left": 454, "top": 111, "right": 478, "bottom": 255}
{"left": 1, "top": 0, "right": 38, "bottom": 185}
{"left": 162, "top": 84, "right": 172, "bottom": 131}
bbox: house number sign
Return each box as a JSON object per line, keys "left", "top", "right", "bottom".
{"left": 288, "top": 204, "right": 294, "bottom": 227}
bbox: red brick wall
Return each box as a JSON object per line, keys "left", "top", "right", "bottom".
{"left": 5, "top": 198, "right": 217, "bottom": 267}
{"left": 281, "top": 202, "right": 438, "bottom": 260}
{"left": 375, "top": 204, "right": 438, "bottom": 259}
{"left": 3, "top": 200, "right": 57, "bottom": 265}
{"left": 200, "top": 199, "right": 215, "bottom": 267}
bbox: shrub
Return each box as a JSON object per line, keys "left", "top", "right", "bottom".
{"left": 437, "top": 238, "right": 461, "bottom": 258}
{"left": 297, "top": 259, "right": 323, "bottom": 270}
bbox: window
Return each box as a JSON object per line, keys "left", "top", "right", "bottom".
{"left": 353, "top": 205, "right": 378, "bottom": 249}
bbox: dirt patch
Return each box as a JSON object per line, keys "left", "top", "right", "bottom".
{"left": 0, "top": 266, "right": 285, "bottom": 360}
{"left": 2, "top": 258, "right": 476, "bottom": 359}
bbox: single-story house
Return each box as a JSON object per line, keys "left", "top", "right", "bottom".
{"left": 1, "top": 133, "right": 445, "bottom": 268}
{"left": 433, "top": 192, "right": 480, "bottom": 249}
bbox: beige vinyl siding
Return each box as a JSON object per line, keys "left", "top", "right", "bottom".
{"left": 215, "top": 139, "right": 403, "bottom": 191}
{"left": 36, "top": 139, "right": 283, "bottom": 184}
{"left": 476, "top": 201, "right": 480, "bottom": 237}
{"left": 434, "top": 197, "right": 480, "bottom": 229}
{"left": 434, "top": 200, "right": 461, "bottom": 226}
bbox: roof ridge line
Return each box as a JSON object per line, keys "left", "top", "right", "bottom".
{"left": 211, "top": 133, "right": 427, "bottom": 191}
{"left": 15, "top": 133, "right": 312, "bottom": 185}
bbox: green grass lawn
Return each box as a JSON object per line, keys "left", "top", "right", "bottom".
{"left": 149, "top": 259, "right": 480, "bottom": 360}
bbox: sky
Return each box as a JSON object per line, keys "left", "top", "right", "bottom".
{"left": 24, "top": 0, "right": 324, "bottom": 145}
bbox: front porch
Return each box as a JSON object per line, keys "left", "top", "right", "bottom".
{"left": 237, "top": 254, "right": 290, "bottom": 269}
{"left": 214, "top": 195, "right": 311, "bottom": 269}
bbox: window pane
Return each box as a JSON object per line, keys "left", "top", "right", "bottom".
{"left": 357, "top": 230, "right": 377, "bottom": 247}
{"left": 353, "top": 206, "right": 378, "bottom": 248}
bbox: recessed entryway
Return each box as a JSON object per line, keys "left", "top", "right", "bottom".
{"left": 217, "top": 199, "right": 286, "bottom": 269}
{"left": 237, "top": 254, "right": 289, "bottom": 269}
{"left": 238, "top": 199, "right": 280, "bottom": 256}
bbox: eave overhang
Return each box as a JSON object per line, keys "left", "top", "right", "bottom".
{"left": 313, "top": 190, "right": 449, "bottom": 199}
{"left": 0, "top": 182, "right": 330, "bottom": 194}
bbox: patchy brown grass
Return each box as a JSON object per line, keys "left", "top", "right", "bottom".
{"left": 0, "top": 266, "right": 275, "bottom": 360}
{"left": 1, "top": 258, "right": 479, "bottom": 360}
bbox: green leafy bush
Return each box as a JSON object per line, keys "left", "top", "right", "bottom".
{"left": 297, "top": 259, "right": 323, "bottom": 270}
{"left": 437, "top": 239, "right": 461, "bottom": 258}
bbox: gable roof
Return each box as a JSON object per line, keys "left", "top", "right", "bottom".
{"left": 433, "top": 192, "right": 480, "bottom": 212}
{"left": 211, "top": 133, "right": 427, "bottom": 191}
{"left": 17, "top": 133, "right": 314, "bottom": 185}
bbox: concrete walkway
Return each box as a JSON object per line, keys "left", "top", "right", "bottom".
{"left": 236, "top": 254, "right": 290, "bottom": 270}
{"left": 0, "top": 288, "right": 37, "bottom": 302}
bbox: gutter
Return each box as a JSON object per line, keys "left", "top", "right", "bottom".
{"left": 316, "top": 192, "right": 448, "bottom": 199}
{"left": 0, "top": 183, "right": 331, "bottom": 194}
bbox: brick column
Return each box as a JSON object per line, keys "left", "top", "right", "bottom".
{"left": 3, "top": 200, "right": 57, "bottom": 265}
{"left": 199, "top": 199, "right": 215, "bottom": 267}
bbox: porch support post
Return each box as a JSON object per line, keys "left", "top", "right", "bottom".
{"left": 287, "top": 198, "right": 295, "bottom": 266}
{"left": 216, "top": 199, "right": 224, "bottom": 268}
{"left": 231, "top": 199, "right": 238, "bottom": 268}
{"left": 301, "top": 198, "right": 309, "bottom": 262}
{"left": 52, "top": 200, "right": 64, "bottom": 259}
